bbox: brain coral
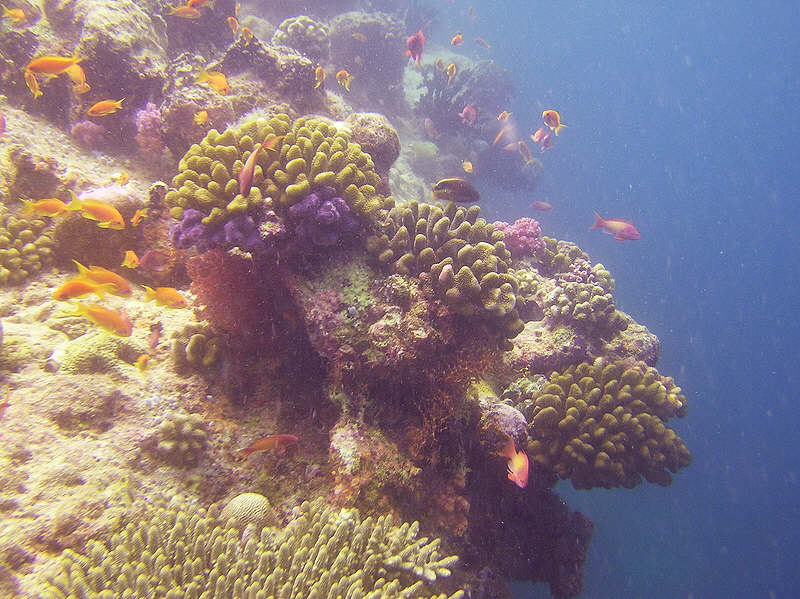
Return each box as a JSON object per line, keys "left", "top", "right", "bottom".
{"left": 165, "top": 114, "right": 293, "bottom": 226}
{"left": 0, "top": 209, "right": 54, "bottom": 284}
{"left": 366, "top": 200, "right": 524, "bottom": 341}
{"left": 505, "top": 358, "right": 690, "bottom": 489}
{"left": 271, "top": 15, "right": 330, "bottom": 61}
{"left": 40, "top": 495, "right": 464, "bottom": 599}
{"left": 219, "top": 492, "right": 276, "bottom": 529}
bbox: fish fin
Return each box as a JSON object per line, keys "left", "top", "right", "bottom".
{"left": 66, "top": 190, "right": 81, "bottom": 211}
{"left": 94, "top": 283, "right": 116, "bottom": 297}
{"left": 236, "top": 448, "right": 252, "bottom": 459}
{"left": 555, "top": 123, "right": 567, "bottom": 136}
{"left": 72, "top": 259, "right": 91, "bottom": 277}
{"left": 590, "top": 212, "right": 604, "bottom": 230}
{"left": 142, "top": 285, "right": 156, "bottom": 302}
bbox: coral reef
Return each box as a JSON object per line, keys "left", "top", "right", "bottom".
{"left": 493, "top": 217, "right": 544, "bottom": 259}
{"left": 39, "top": 495, "right": 463, "bottom": 599}
{"left": 133, "top": 102, "right": 166, "bottom": 166}
{"left": 152, "top": 411, "right": 208, "bottom": 467}
{"left": 219, "top": 493, "right": 277, "bottom": 529}
{"left": 345, "top": 112, "right": 401, "bottom": 179}
{"left": 56, "top": 331, "right": 145, "bottom": 378}
{"left": 170, "top": 323, "right": 225, "bottom": 373}
{"left": 286, "top": 186, "right": 360, "bottom": 250}
{"left": 504, "top": 358, "right": 691, "bottom": 489}
{"left": 0, "top": 208, "right": 54, "bottom": 284}
{"left": 271, "top": 15, "right": 330, "bottom": 62}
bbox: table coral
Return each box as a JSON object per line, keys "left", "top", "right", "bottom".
{"left": 0, "top": 209, "right": 54, "bottom": 284}
{"left": 505, "top": 357, "right": 691, "bottom": 489}
{"left": 39, "top": 495, "right": 464, "bottom": 599}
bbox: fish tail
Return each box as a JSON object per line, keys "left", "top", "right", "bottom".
{"left": 590, "top": 212, "right": 604, "bottom": 230}
{"left": 555, "top": 123, "right": 567, "bottom": 136}
{"left": 116, "top": 98, "right": 125, "bottom": 108}
{"left": 196, "top": 68, "right": 209, "bottom": 82}
{"left": 21, "top": 199, "right": 34, "bottom": 216}
{"left": 143, "top": 285, "right": 156, "bottom": 302}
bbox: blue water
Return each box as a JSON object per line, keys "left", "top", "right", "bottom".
{"left": 437, "top": 2, "right": 800, "bottom": 597}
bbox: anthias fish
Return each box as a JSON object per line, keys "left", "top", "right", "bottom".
{"left": 53, "top": 278, "right": 113, "bottom": 301}
{"left": 431, "top": 178, "right": 480, "bottom": 204}
{"left": 542, "top": 109, "right": 567, "bottom": 135}
{"left": 530, "top": 200, "right": 554, "bottom": 212}
{"left": 458, "top": 104, "right": 476, "bottom": 126}
{"left": 590, "top": 212, "right": 641, "bottom": 241}
{"left": 26, "top": 53, "right": 81, "bottom": 76}
{"left": 73, "top": 260, "right": 132, "bottom": 296}
{"left": 121, "top": 250, "right": 139, "bottom": 269}
{"left": 237, "top": 434, "right": 299, "bottom": 459}
{"left": 22, "top": 198, "right": 70, "bottom": 217}
{"left": 73, "top": 303, "right": 133, "bottom": 336}
{"left": 314, "top": 65, "right": 325, "bottom": 89}
{"left": 143, "top": 285, "right": 188, "bottom": 308}
{"left": 336, "top": 70, "right": 353, "bottom": 91}
{"left": 405, "top": 29, "right": 425, "bottom": 64}
{"left": 68, "top": 192, "right": 126, "bottom": 229}
{"left": 239, "top": 143, "right": 263, "bottom": 197}
{"left": 502, "top": 436, "right": 529, "bottom": 489}
{"left": 196, "top": 68, "right": 229, "bottom": 94}
{"left": 87, "top": 98, "right": 124, "bottom": 116}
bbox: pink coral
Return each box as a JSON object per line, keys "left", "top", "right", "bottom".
{"left": 71, "top": 120, "right": 107, "bottom": 148}
{"left": 493, "top": 217, "right": 544, "bottom": 259}
{"left": 134, "top": 102, "right": 165, "bottom": 164}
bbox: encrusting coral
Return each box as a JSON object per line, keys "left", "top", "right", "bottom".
{"left": 58, "top": 331, "right": 145, "bottom": 378}
{"left": 153, "top": 411, "right": 208, "bottom": 467}
{"left": 367, "top": 199, "right": 524, "bottom": 341}
{"left": 39, "top": 495, "right": 464, "bottom": 599}
{"left": 503, "top": 357, "right": 690, "bottom": 489}
{"left": 0, "top": 208, "right": 54, "bottom": 284}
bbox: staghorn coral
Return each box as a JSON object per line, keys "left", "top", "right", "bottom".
{"left": 263, "top": 116, "right": 393, "bottom": 223}
{"left": 165, "top": 114, "right": 293, "bottom": 226}
{"left": 271, "top": 15, "right": 330, "bottom": 62}
{"left": 505, "top": 357, "right": 690, "bottom": 489}
{"left": 366, "top": 200, "right": 524, "bottom": 340}
{"left": 0, "top": 209, "right": 54, "bottom": 285}
{"left": 153, "top": 411, "right": 208, "bottom": 467}
{"left": 39, "top": 495, "right": 464, "bottom": 599}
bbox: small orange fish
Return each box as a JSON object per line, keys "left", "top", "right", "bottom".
{"left": 497, "top": 110, "right": 512, "bottom": 121}
{"left": 143, "top": 285, "right": 188, "bottom": 308}
{"left": 64, "top": 64, "right": 86, "bottom": 86}
{"left": 351, "top": 32, "right": 367, "bottom": 42}
{"left": 115, "top": 172, "right": 130, "bottom": 185}
{"left": 186, "top": 0, "right": 211, "bottom": 7}
{"left": 167, "top": 5, "right": 202, "bottom": 18}
{"left": 234, "top": 1, "right": 240, "bottom": 17}
{"left": 590, "top": 213, "right": 640, "bottom": 241}
{"left": 239, "top": 143, "right": 262, "bottom": 197}
{"left": 72, "top": 82, "right": 91, "bottom": 95}
{"left": 121, "top": 250, "right": 139, "bottom": 268}
{"left": 518, "top": 140, "right": 534, "bottom": 165}
{"left": 492, "top": 125, "right": 510, "bottom": 147}
{"left": 314, "top": 65, "right": 325, "bottom": 89}
{"left": 131, "top": 208, "right": 148, "bottom": 226}
{"left": 237, "top": 434, "right": 299, "bottom": 459}
{"left": 240, "top": 26, "right": 253, "bottom": 43}
{"left": 196, "top": 68, "right": 229, "bottom": 94}
{"left": 26, "top": 53, "right": 81, "bottom": 76}
{"left": 462, "top": 160, "right": 473, "bottom": 174}
{"left": 193, "top": 110, "right": 208, "bottom": 125}
{"left": 87, "top": 98, "right": 124, "bottom": 116}
{"left": 261, "top": 133, "right": 284, "bottom": 153}
{"left": 450, "top": 32, "right": 463, "bottom": 46}
{"left": 531, "top": 128, "right": 545, "bottom": 144}
{"left": 73, "top": 260, "right": 133, "bottom": 296}
{"left": 458, "top": 104, "right": 476, "bottom": 126}
{"left": 135, "top": 354, "right": 149, "bottom": 372}
{"left": 68, "top": 191, "right": 125, "bottom": 229}
{"left": 434, "top": 58, "right": 445, "bottom": 71}
{"left": 336, "top": 69, "right": 353, "bottom": 92}
{"left": 445, "top": 62, "right": 456, "bottom": 84}
{"left": 475, "top": 37, "right": 491, "bottom": 50}
{"left": 53, "top": 278, "right": 114, "bottom": 301}
{"left": 73, "top": 302, "right": 133, "bottom": 336}
{"left": 530, "top": 200, "right": 553, "bottom": 212}
{"left": 542, "top": 109, "right": 567, "bottom": 135}
{"left": 23, "top": 69, "right": 42, "bottom": 99}
{"left": 1, "top": 4, "right": 27, "bottom": 26}
{"left": 227, "top": 16, "right": 238, "bottom": 36}
{"left": 502, "top": 436, "right": 529, "bottom": 489}
{"left": 21, "top": 198, "right": 70, "bottom": 217}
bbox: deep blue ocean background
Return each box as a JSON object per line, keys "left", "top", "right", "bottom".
{"left": 425, "top": 1, "right": 800, "bottom": 597}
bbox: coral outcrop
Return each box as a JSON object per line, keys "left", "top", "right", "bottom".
{"left": 170, "top": 323, "right": 224, "bottom": 374}
{"left": 152, "top": 411, "right": 208, "bottom": 467}
{"left": 219, "top": 493, "right": 276, "bottom": 530}
{"left": 271, "top": 15, "right": 330, "bottom": 62}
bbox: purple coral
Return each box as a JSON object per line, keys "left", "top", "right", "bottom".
{"left": 134, "top": 102, "right": 165, "bottom": 164}
{"left": 71, "top": 120, "right": 107, "bottom": 148}
{"left": 493, "top": 217, "right": 544, "bottom": 259}
{"left": 287, "top": 187, "right": 359, "bottom": 250}
{"left": 169, "top": 209, "right": 264, "bottom": 253}
{"left": 559, "top": 258, "right": 597, "bottom": 285}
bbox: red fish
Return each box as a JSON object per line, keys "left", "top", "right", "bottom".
{"left": 530, "top": 200, "right": 553, "bottom": 212}
{"left": 239, "top": 143, "right": 262, "bottom": 197}
{"left": 139, "top": 249, "right": 172, "bottom": 274}
{"left": 590, "top": 212, "right": 640, "bottom": 241}
{"left": 406, "top": 29, "right": 425, "bottom": 65}
{"left": 148, "top": 322, "right": 163, "bottom": 350}
{"left": 531, "top": 128, "right": 545, "bottom": 144}
{"left": 539, "top": 132, "right": 553, "bottom": 152}
{"left": 502, "top": 436, "right": 529, "bottom": 489}
{"left": 458, "top": 104, "right": 476, "bottom": 126}
{"left": 518, "top": 140, "right": 534, "bottom": 165}
{"left": 237, "top": 434, "right": 299, "bottom": 459}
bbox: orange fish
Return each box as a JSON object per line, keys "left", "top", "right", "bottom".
{"left": 64, "top": 64, "right": 86, "bottom": 86}
{"left": 531, "top": 128, "right": 545, "bottom": 144}
{"left": 445, "top": 62, "right": 456, "bottom": 84}
{"left": 458, "top": 104, "right": 476, "bottom": 126}
{"left": 186, "top": 0, "right": 211, "bottom": 7}
{"left": 193, "top": 110, "right": 208, "bottom": 125}
{"left": 336, "top": 69, "right": 353, "bottom": 91}
{"left": 73, "top": 302, "right": 132, "bottom": 336}
{"left": 405, "top": 29, "right": 425, "bottom": 65}
{"left": 262, "top": 133, "right": 284, "bottom": 153}
{"left": 23, "top": 69, "right": 42, "bottom": 99}
{"left": 237, "top": 434, "right": 299, "bottom": 459}
{"left": 68, "top": 191, "right": 125, "bottom": 229}
{"left": 475, "top": 37, "right": 491, "bottom": 50}
{"left": 351, "top": 32, "right": 367, "bottom": 42}
{"left": 434, "top": 58, "right": 445, "bottom": 71}
{"left": 73, "top": 260, "right": 132, "bottom": 296}
{"left": 167, "top": 5, "right": 202, "bottom": 18}
{"left": 450, "top": 32, "right": 463, "bottom": 46}
{"left": 518, "top": 140, "right": 534, "bottom": 165}
{"left": 239, "top": 143, "right": 262, "bottom": 197}
{"left": 240, "top": 26, "right": 253, "bottom": 43}
{"left": 497, "top": 110, "right": 512, "bottom": 121}
{"left": 493, "top": 126, "right": 510, "bottom": 147}
{"left": 462, "top": 160, "right": 473, "bottom": 174}
{"left": 135, "top": 354, "right": 149, "bottom": 372}
{"left": 530, "top": 200, "right": 553, "bottom": 212}
{"left": 196, "top": 68, "right": 229, "bottom": 94}
{"left": 314, "top": 65, "right": 325, "bottom": 89}
{"left": 121, "top": 250, "right": 139, "bottom": 269}
{"left": 26, "top": 53, "right": 81, "bottom": 76}
{"left": 87, "top": 98, "right": 124, "bottom": 116}
{"left": 131, "top": 208, "right": 148, "bottom": 226}
{"left": 21, "top": 198, "right": 70, "bottom": 217}
{"left": 590, "top": 213, "right": 640, "bottom": 241}
{"left": 542, "top": 109, "right": 567, "bottom": 135}
{"left": 227, "top": 16, "right": 239, "bottom": 36}
{"left": 502, "top": 436, "right": 529, "bottom": 488}
{"left": 53, "top": 278, "right": 114, "bottom": 300}
{"left": 1, "top": 5, "right": 27, "bottom": 26}
{"left": 72, "top": 82, "right": 91, "bottom": 95}
{"left": 234, "top": 1, "right": 240, "bottom": 17}
{"left": 143, "top": 285, "right": 188, "bottom": 308}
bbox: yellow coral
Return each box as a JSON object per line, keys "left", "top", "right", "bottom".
{"left": 0, "top": 208, "right": 54, "bottom": 285}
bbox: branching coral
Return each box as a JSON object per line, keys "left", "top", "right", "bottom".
{"left": 39, "top": 495, "right": 464, "bottom": 599}
{"left": 0, "top": 208, "right": 54, "bottom": 284}
{"left": 504, "top": 357, "right": 690, "bottom": 489}
{"left": 492, "top": 218, "right": 544, "bottom": 260}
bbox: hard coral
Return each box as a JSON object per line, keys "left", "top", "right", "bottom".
{"left": 492, "top": 217, "right": 544, "bottom": 259}
{"left": 271, "top": 15, "right": 330, "bottom": 61}
{"left": 287, "top": 186, "right": 359, "bottom": 250}
{"left": 219, "top": 492, "right": 276, "bottom": 529}
{"left": 507, "top": 357, "right": 691, "bottom": 489}
{"left": 345, "top": 112, "right": 401, "bottom": 177}
{"left": 0, "top": 209, "right": 54, "bottom": 285}
{"left": 153, "top": 410, "right": 207, "bottom": 467}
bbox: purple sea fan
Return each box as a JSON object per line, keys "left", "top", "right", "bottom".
{"left": 134, "top": 102, "right": 165, "bottom": 164}
{"left": 288, "top": 187, "right": 360, "bottom": 250}
{"left": 493, "top": 217, "right": 544, "bottom": 259}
